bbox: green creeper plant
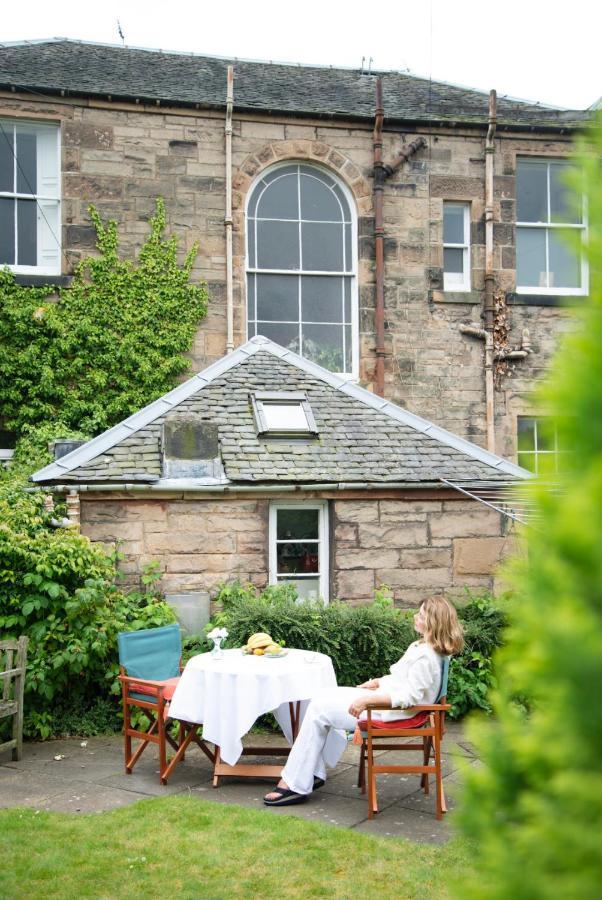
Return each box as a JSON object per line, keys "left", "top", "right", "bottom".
{"left": 455, "top": 116, "right": 602, "bottom": 898}
{"left": 0, "top": 198, "right": 208, "bottom": 436}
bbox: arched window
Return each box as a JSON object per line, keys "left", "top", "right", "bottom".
{"left": 246, "top": 163, "right": 357, "bottom": 376}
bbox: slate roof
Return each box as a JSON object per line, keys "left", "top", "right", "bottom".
{"left": 0, "top": 39, "right": 588, "bottom": 131}
{"left": 31, "top": 337, "right": 529, "bottom": 489}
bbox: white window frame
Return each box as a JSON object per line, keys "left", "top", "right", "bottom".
{"left": 268, "top": 501, "right": 329, "bottom": 603}
{"left": 0, "top": 118, "right": 61, "bottom": 276}
{"left": 516, "top": 157, "right": 588, "bottom": 296}
{"left": 245, "top": 161, "right": 359, "bottom": 380}
{"left": 443, "top": 201, "right": 471, "bottom": 292}
{"left": 517, "top": 415, "right": 564, "bottom": 475}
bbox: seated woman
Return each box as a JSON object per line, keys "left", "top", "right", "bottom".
{"left": 264, "top": 594, "right": 464, "bottom": 806}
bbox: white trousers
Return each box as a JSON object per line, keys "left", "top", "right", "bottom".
{"left": 281, "top": 686, "right": 362, "bottom": 795}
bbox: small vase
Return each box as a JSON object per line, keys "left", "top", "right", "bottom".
{"left": 211, "top": 636, "right": 224, "bottom": 659}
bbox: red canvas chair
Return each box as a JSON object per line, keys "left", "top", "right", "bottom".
{"left": 118, "top": 624, "right": 214, "bottom": 784}
{"left": 356, "top": 656, "right": 451, "bottom": 820}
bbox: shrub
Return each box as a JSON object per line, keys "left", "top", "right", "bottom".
{"left": 0, "top": 428, "right": 176, "bottom": 740}
{"left": 191, "top": 582, "right": 506, "bottom": 719}
{"left": 455, "top": 116, "right": 602, "bottom": 897}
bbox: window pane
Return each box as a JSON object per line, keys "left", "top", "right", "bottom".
{"left": 257, "top": 220, "right": 299, "bottom": 269}
{"left": 277, "top": 508, "right": 319, "bottom": 540}
{"left": 277, "top": 542, "right": 319, "bottom": 574}
{"left": 516, "top": 228, "right": 547, "bottom": 288}
{"left": 517, "top": 161, "right": 548, "bottom": 222}
{"left": 16, "top": 131, "right": 37, "bottom": 195}
{"left": 263, "top": 403, "right": 309, "bottom": 431}
{"left": 0, "top": 128, "right": 14, "bottom": 192}
{"left": 247, "top": 273, "right": 256, "bottom": 323}
{"left": 517, "top": 417, "right": 536, "bottom": 452}
{"left": 444, "top": 247, "right": 464, "bottom": 274}
{"left": 344, "top": 278, "right": 351, "bottom": 322}
{"left": 344, "top": 324, "right": 352, "bottom": 373}
{"left": 548, "top": 229, "right": 581, "bottom": 289}
{"left": 301, "top": 275, "right": 343, "bottom": 323}
{"left": 550, "top": 162, "right": 581, "bottom": 224}
{"left": 256, "top": 274, "right": 299, "bottom": 322}
{"left": 247, "top": 221, "right": 256, "bottom": 267}
{"left": 255, "top": 321, "right": 299, "bottom": 350}
{"left": 0, "top": 198, "right": 15, "bottom": 264}
{"left": 300, "top": 173, "right": 342, "bottom": 221}
{"left": 277, "top": 576, "right": 321, "bottom": 600}
{"left": 344, "top": 223, "right": 352, "bottom": 272}
{"left": 256, "top": 173, "right": 299, "bottom": 220}
{"left": 17, "top": 199, "right": 36, "bottom": 265}
{"left": 302, "top": 323, "right": 344, "bottom": 372}
{"left": 517, "top": 452, "right": 537, "bottom": 473}
{"left": 301, "top": 222, "right": 344, "bottom": 271}
{"left": 536, "top": 419, "right": 555, "bottom": 452}
{"left": 443, "top": 203, "right": 465, "bottom": 244}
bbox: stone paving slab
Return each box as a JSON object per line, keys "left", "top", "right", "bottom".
{"left": 0, "top": 726, "right": 476, "bottom": 841}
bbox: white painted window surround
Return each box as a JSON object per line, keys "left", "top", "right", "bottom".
{"left": 246, "top": 162, "right": 358, "bottom": 379}
{"left": 269, "top": 502, "right": 329, "bottom": 603}
{"left": 443, "top": 201, "right": 471, "bottom": 292}
{"left": 0, "top": 119, "right": 61, "bottom": 275}
{"left": 516, "top": 157, "right": 587, "bottom": 296}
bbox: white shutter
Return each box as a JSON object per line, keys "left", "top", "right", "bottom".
{"left": 37, "top": 199, "right": 60, "bottom": 272}
{"left": 36, "top": 125, "right": 60, "bottom": 199}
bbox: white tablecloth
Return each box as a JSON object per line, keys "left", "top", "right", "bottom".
{"left": 168, "top": 648, "right": 341, "bottom": 766}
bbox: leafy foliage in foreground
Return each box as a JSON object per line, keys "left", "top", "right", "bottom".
{"left": 455, "top": 116, "right": 602, "bottom": 898}
{"left": 0, "top": 198, "right": 208, "bottom": 436}
{"left": 187, "top": 581, "right": 506, "bottom": 719}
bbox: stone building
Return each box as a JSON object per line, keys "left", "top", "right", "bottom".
{"left": 1, "top": 39, "right": 590, "bottom": 603}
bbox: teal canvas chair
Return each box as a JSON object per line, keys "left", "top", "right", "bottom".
{"left": 118, "top": 624, "right": 213, "bottom": 784}
{"left": 357, "top": 656, "right": 451, "bottom": 820}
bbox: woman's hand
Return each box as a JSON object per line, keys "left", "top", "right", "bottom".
{"left": 348, "top": 695, "right": 369, "bottom": 718}
{"left": 357, "top": 678, "right": 379, "bottom": 690}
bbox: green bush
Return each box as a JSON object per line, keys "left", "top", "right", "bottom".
{"left": 189, "top": 582, "right": 506, "bottom": 719}
{"left": 455, "top": 116, "right": 602, "bottom": 897}
{"left": 0, "top": 429, "right": 176, "bottom": 740}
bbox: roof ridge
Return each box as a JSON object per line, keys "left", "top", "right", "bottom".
{"left": 31, "top": 336, "right": 529, "bottom": 484}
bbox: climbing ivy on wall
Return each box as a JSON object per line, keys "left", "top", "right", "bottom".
{"left": 0, "top": 199, "right": 208, "bottom": 437}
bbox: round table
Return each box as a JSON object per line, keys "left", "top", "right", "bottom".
{"left": 167, "top": 647, "right": 340, "bottom": 780}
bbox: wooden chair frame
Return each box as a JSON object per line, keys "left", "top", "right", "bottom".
{"left": 119, "top": 667, "right": 215, "bottom": 785}
{"left": 0, "top": 637, "right": 28, "bottom": 761}
{"left": 358, "top": 697, "right": 451, "bottom": 821}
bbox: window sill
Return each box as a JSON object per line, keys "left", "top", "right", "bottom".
{"left": 11, "top": 274, "right": 72, "bottom": 288}
{"left": 507, "top": 293, "right": 588, "bottom": 307}
{"left": 431, "top": 289, "right": 480, "bottom": 304}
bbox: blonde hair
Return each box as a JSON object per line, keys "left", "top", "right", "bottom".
{"left": 421, "top": 595, "right": 464, "bottom": 656}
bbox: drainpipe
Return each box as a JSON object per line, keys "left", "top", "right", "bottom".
{"left": 225, "top": 65, "right": 234, "bottom": 353}
{"left": 459, "top": 91, "right": 496, "bottom": 454}
{"left": 373, "top": 80, "right": 427, "bottom": 397}
{"left": 373, "top": 78, "right": 386, "bottom": 396}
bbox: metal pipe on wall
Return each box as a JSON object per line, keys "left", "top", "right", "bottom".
{"left": 373, "top": 77, "right": 386, "bottom": 396}
{"left": 484, "top": 89, "right": 497, "bottom": 453}
{"left": 225, "top": 65, "right": 234, "bottom": 353}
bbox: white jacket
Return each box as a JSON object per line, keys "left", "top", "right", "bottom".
{"left": 376, "top": 640, "right": 443, "bottom": 721}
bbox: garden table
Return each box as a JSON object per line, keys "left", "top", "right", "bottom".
{"left": 167, "top": 647, "right": 342, "bottom": 784}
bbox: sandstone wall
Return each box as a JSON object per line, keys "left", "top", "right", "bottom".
{"left": 80, "top": 494, "right": 518, "bottom": 607}
{"left": 0, "top": 91, "right": 577, "bottom": 462}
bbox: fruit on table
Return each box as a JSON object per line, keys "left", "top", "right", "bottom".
{"left": 253, "top": 648, "right": 265, "bottom": 656}
{"left": 243, "top": 632, "right": 273, "bottom": 652}
{"left": 266, "top": 643, "right": 282, "bottom": 654}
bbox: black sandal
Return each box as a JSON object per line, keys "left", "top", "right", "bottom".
{"left": 313, "top": 777, "right": 325, "bottom": 790}
{"left": 263, "top": 787, "right": 308, "bottom": 807}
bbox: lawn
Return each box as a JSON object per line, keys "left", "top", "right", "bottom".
{"left": 0, "top": 796, "right": 472, "bottom": 899}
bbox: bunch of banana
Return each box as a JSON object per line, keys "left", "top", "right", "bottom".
{"left": 242, "top": 632, "right": 282, "bottom": 656}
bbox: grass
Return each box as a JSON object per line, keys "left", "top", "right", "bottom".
{"left": 0, "top": 796, "right": 472, "bottom": 899}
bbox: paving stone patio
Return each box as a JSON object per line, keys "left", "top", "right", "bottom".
{"left": 0, "top": 722, "right": 478, "bottom": 843}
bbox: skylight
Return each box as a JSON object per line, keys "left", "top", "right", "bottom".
{"left": 251, "top": 392, "right": 318, "bottom": 436}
